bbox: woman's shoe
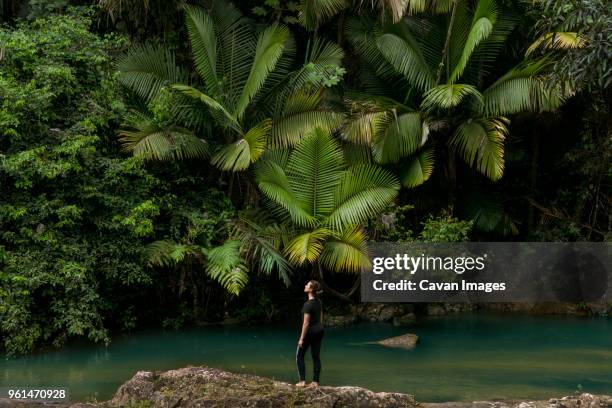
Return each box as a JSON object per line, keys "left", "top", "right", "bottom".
{"left": 308, "top": 382, "right": 319, "bottom": 388}
{"left": 295, "top": 381, "right": 307, "bottom": 387}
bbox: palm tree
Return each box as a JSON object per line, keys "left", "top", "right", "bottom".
{"left": 298, "top": 0, "right": 450, "bottom": 30}
{"left": 117, "top": 1, "right": 345, "bottom": 171}
{"left": 343, "top": 0, "right": 567, "bottom": 188}
{"left": 143, "top": 239, "right": 249, "bottom": 296}
{"left": 252, "top": 127, "right": 400, "bottom": 300}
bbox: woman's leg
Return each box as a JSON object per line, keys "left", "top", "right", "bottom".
{"left": 295, "top": 336, "right": 312, "bottom": 383}
{"left": 310, "top": 331, "right": 324, "bottom": 383}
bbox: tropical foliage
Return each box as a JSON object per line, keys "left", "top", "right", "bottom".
{"left": 343, "top": 0, "right": 566, "bottom": 185}
{"left": 117, "top": 1, "right": 345, "bottom": 171}
{"left": 252, "top": 128, "right": 399, "bottom": 297}
{"left": 0, "top": 0, "right": 608, "bottom": 356}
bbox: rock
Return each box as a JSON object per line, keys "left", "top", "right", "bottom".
{"left": 420, "top": 393, "right": 612, "bottom": 408}
{"left": 376, "top": 333, "right": 419, "bottom": 350}
{"left": 530, "top": 303, "right": 589, "bottom": 316}
{"left": 325, "top": 313, "right": 358, "bottom": 326}
{"left": 548, "top": 393, "right": 612, "bottom": 408}
{"left": 392, "top": 313, "right": 416, "bottom": 326}
{"left": 427, "top": 304, "right": 447, "bottom": 316}
{"left": 106, "top": 366, "right": 416, "bottom": 408}
{"left": 586, "top": 303, "right": 610, "bottom": 316}
{"left": 350, "top": 304, "right": 405, "bottom": 322}
{"left": 0, "top": 375, "right": 609, "bottom": 408}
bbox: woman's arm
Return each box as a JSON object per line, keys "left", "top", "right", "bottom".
{"left": 298, "top": 313, "right": 310, "bottom": 347}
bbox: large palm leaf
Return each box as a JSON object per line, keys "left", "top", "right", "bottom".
{"left": 117, "top": 43, "right": 187, "bottom": 103}
{"left": 119, "top": 112, "right": 209, "bottom": 160}
{"left": 255, "top": 128, "right": 399, "bottom": 271}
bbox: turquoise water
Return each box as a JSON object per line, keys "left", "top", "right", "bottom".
{"left": 1, "top": 313, "right": 610, "bottom": 402}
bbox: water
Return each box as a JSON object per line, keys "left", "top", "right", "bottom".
{"left": 1, "top": 313, "right": 610, "bottom": 402}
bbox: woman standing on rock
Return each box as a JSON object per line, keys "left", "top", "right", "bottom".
{"left": 295, "top": 280, "right": 325, "bottom": 388}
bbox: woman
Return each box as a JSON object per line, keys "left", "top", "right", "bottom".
{"left": 295, "top": 280, "right": 325, "bottom": 388}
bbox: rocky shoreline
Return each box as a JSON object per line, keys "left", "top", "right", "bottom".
{"left": 1, "top": 366, "right": 610, "bottom": 408}
{"left": 324, "top": 302, "right": 611, "bottom": 326}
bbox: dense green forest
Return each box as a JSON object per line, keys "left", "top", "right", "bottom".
{"left": 0, "top": 0, "right": 610, "bottom": 356}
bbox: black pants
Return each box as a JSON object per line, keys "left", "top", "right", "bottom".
{"left": 296, "top": 329, "right": 324, "bottom": 382}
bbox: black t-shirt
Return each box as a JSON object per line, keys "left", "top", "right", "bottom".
{"left": 301, "top": 298, "right": 323, "bottom": 333}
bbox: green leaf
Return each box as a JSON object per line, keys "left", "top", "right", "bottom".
{"left": 235, "top": 24, "right": 290, "bottom": 119}
{"left": 481, "top": 60, "right": 566, "bottom": 116}
{"left": 206, "top": 240, "right": 249, "bottom": 296}
{"left": 449, "top": 0, "right": 497, "bottom": 83}
{"left": 422, "top": 84, "right": 483, "bottom": 111}
{"left": 298, "top": 0, "right": 348, "bottom": 30}
{"left": 372, "top": 112, "right": 425, "bottom": 164}
{"left": 119, "top": 112, "right": 209, "bottom": 161}
{"left": 377, "top": 33, "right": 435, "bottom": 92}
{"left": 448, "top": 117, "right": 508, "bottom": 181}
{"left": 287, "top": 128, "right": 345, "bottom": 218}
{"left": 399, "top": 147, "right": 435, "bottom": 188}
{"left": 184, "top": 6, "right": 220, "bottom": 96}
{"left": 117, "top": 44, "right": 187, "bottom": 103}
{"left": 255, "top": 160, "right": 317, "bottom": 226}
{"left": 328, "top": 164, "right": 400, "bottom": 230}
{"left": 271, "top": 91, "right": 345, "bottom": 148}
{"left": 172, "top": 84, "right": 239, "bottom": 130}
{"left": 320, "top": 226, "right": 370, "bottom": 273}
{"left": 284, "top": 228, "right": 332, "bottom": 265}
{"left": 211, "top": 119, "right": 271, "bottom": 171}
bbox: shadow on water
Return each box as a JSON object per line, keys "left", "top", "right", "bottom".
{"left": 1, "top": 312, "right": 610, "bottom": 402}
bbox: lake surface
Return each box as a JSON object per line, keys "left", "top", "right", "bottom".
{"left": 1, "top": 313, "right": 611, "bottom": 402}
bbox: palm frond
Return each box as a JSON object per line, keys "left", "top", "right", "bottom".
{"left": 399, "top": 147, "right": 435, "bottom": 188}
{"left": 205, "top": 240, "right": 248, "bottom": 296}
{"left": 526, "top": 32, "right": 585, "bottom": 56}
{"left": 422, "top": 84, "right": 483, "bottom": 110}
{"left": 377, "top": 33, "right": 436, "bottom": 92}
{"left": 481, "top": 59, "right": 566, "bottom": 116}
{"left": 184, "top": 6, "right": 220, "bottom": 96}
{"left": 346, "top": 17, "right": 400, "bottom": 83}
{"left": 284, "top": 228, "right": 332, "bottom": 265}
{"left": 342, "top": 110, "right": 393, "bottom": 145}
{"left": 172, "top": 84, "right": 239, "bottom": 130}
{"left": 119, "top": 112, "right": 209, "bottom": 161}
{"left": 211, "top": 119, "right": 271, "bottom": 171}
{"left": 143, "top": 240, "right": 203, "bottom": 268}
{"left": 211, "top": 3, "right": 257, "bottom": 110}
{"left": 117, "top": 43, "right": 187, "bottom": 103}
{"left": 372, "top": 111, "right": 426, "bottom": 164}
{"left": 320, "top": 226, "right": 370, "bottom": 273}
{"left": 448, "top": 117, "right": 508, "bottom": 181}
{"left": 328, "top": 164, "right": 400, "bottom": 230}
{"left": 298, "top": 0, "right": 348, "bottom": 30}
{"left": 287, "top": 128, "right": 345, "bottom": 219}
{"left": 449, "top": 0, "right": 497, "bottom": 83}
{"left": 233, "top": 215, "right": 294, "bottom": 285}
{"left": 271, "top": 91, "right": 345, "bottom": 148}
{"left": 235, "top": 24, "right": 290, "bottom": 119}
{"left": 255, "top": 160, "right": 317, "bottom": 226}
{"left": 307, "top": 38, "right": 345, "bottom": 66}
{"left": 407, "top": 0, "right": 454, "bottom": 14}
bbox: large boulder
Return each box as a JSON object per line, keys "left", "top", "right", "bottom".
{"left": 107, "top": 366, "right": 416, "bottom": 408}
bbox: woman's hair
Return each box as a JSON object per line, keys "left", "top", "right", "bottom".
{"left": 308, "top": 280, "right": 323, "bottom": 296}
